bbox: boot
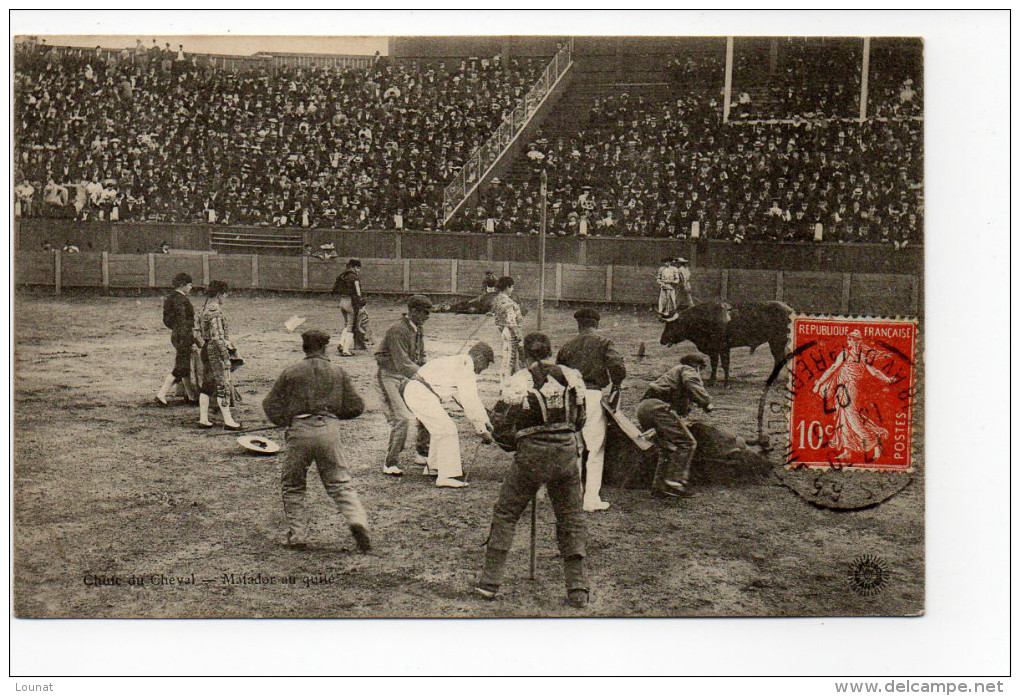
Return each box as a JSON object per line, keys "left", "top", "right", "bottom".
{"left": 564, "top": 554, "right": 587, "bottom": 593}
{"left": 565, "top": 553, "right": 590, "bottom": 609}
{"left": 156, "top": 374, "right": 176, "bottom": 405}
{"left": 350, "top": 524, "right": 372, "bottom": 553}
{"left": 198, "top": 393, "right": 213, "bottom": 427}
{"left": 652, "top": 448, "right": 690, "bottom": 497}
{"left": 181, "top": 377, "right": 198, "bottom": 403}
{"left": 217, "top": 396, "right": 241, "bottom": 430}
{"left": 338, "top": 330, "right": 355, "bottom": 357}
{"left": 476, "top": 547, "right": 508, "bottom": 598}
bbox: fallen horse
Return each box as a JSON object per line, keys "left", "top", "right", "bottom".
{"left": 603, "top": 416, "right": 772, "bottom": 489}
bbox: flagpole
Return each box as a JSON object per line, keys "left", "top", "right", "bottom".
{"left": 530, "top": 167, "right": 548, "bottom": 582}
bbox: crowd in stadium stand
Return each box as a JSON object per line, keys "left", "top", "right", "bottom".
{"left": 14, "top": 39, "right": 922, "bottom": 245}
{"left": 469, "top": 89, "right": 923, "bottom": 245}
{"left": 728, "top": 39, "right": 862, "bottom": 121}
{"left": 14, "top": 40, "right": 541, "bottom": 229}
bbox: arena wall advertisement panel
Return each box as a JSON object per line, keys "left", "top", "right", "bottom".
{"left": 12, "top": 33, "right": 931, "bottom": 626}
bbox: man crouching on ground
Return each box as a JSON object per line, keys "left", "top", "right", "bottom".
{"left": 637, "top": 353, "right": 714, "bottom": 499}
{"left": 262, "top": 329, "right": 372, "bottom": 552}
{"left": 475, "top": 332, "right": 590, "bottom": 609}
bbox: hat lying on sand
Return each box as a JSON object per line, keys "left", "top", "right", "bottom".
{"left": 237, "top": 436, "right": 281, "bottom": 455}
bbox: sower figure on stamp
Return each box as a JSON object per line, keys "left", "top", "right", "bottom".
{"left": 196, "top": 280, "right": 241, "bottom": 430}
{"left": 492, "top": 276, "right": 525, "bottom": 393}
{"left": 557, "top": 308, "right": 626, "bottom": 512}
{"left": 375, "top": 295, "right": 432, "bottom": 477}
{"left": 811, "top": 329, "right": 896, "bottom": 462}
{"left": 332, "top": 258, "right": 369, "bottom": 356}
{"left": 636, "top": 354, "right": 715, "bottom": 499}
{"left": 475, "top": 332, "right": 590, "bottom": 608}
{"left": 262, "top": 329, "right": 372, "bottom": 553}
{"left": 156, "top": 272, "right": 198, "bottom": 405}
{"left": 402, "top": 343, "right": 496, "bottom": 489}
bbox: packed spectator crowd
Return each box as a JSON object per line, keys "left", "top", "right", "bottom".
{"left": 866, "top": 41, "right": 923, "bottom": 120}
{"left": 14, "top": 40, "right": 542, "bottom": 229}
{"left": 462, "top": 40, "right": 923, "bottom": 246}
{"left": 14, "top": 39, "right": 922, "bottom": 245}
{"left": 728, "top": 38, "right": 862, "bottom": 121}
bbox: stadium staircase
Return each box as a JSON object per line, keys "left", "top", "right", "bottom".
{"left": 441, "top": 41, "right": 576, "bottom": 227}
{"left": 475, "top": 56, "right": 688, "bottom": 208}
{"left": 494, "top": 83, "right": 679, "bottom": 195}
{"left": 209, "top": 228, "right": 304, "bottom": 254}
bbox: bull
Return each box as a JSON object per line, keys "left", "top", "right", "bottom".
{"left": 659, "top": 301, "right": 793, "bottom": 385}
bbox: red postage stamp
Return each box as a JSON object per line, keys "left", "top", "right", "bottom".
{"left": 787, "top": 317, "right": 918, "bottom": 471}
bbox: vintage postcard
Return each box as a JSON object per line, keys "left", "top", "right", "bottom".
{"left": 13, "top": 33, "right": 925, "bottom": 621}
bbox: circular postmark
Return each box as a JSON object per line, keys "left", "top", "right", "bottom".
{"left": 756, "top": 316, "right": 916, "bottom": 510}
{"left": 847, "top": 554, "right": 891, "bottom": 596}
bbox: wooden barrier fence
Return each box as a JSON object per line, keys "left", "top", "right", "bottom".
{"left": 15, "top": 219, "right": 923, "bottom": 275}
{"left": 16, "top": 251, "right": 923, "bottom": 317}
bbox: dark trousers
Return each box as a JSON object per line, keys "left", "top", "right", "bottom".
{"left": 377, "top": 370, "right": 430, "bottom": 466}
{"left": 636, "top": 398, "right": 697, "bottom": 492}
{"left": 171, "top": 335, "right": 192, "bottom": 379}
{"left": 480, "top": 432, "right": 587, "bottom": 591}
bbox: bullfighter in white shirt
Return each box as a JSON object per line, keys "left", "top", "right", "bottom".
{"left": 402, "top": 343, "right": 496, "bottom": 488}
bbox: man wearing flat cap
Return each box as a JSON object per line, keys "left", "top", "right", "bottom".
{"left": 557, "top": 308, "right": 627, "bottom": 512}
{"left": 375, "top": 295, "right": 433, "bottom": 476}
{"left": 156, "top": 272, "right": 198, "bottom": 405}
{"left": 637, "top": 353, "right": 714, "bottom": 499}
{"left": 263, "top": 329, "right": 372, "bottom": 552}
{"left": 332, "top": 258, "right": 369, "bottom": 356}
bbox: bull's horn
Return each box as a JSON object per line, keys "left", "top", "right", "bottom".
{"left": 665, "top": 312, "right": 680, "bottom": 322}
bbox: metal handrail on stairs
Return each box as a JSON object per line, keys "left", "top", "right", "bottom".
{"left": 441, "top": 39, "right": 574, "bottom": 228}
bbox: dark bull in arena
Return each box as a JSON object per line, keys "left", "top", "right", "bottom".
{"left": 659, "top": 301, "right": 793, "bottom": 385}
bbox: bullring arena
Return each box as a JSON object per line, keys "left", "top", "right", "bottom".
{"left": 14, "top": 35, "right": 924, "bottom": 618}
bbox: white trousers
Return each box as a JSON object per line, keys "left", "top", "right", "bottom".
{"left": 403, "top": 381, "right": 462, "bottom": 480}
{"left": 581, "top": 388, "right": 607, "bottom": 504}
{"left": 658, "top": 287, "right": 677, "bottom": 315}
{"left": 338, "top": 296, "right": 355, "bottom": 352}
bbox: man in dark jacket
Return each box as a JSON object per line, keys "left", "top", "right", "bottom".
{"left": 636, "top": 354, "right": 714, "bottom": 499}
{"left": 374, "top": 295, "right": 432, "bottom": 476}
{"left": 556, "top": 308, "right": 627, "bottom": 512}
{"left": 263, "top": 329, "right": 371, "bottom": 552}
{"left": 332, "top": 258, "right": 368, "bottom": 356}
{"left": 436, "top": 271, "right": 500, "bottom": 314}
{"left": 156, "top": 272, "right": 197, "bottom": 405}
{"left": 476, "top": 332, "right": 590, "bottom": 608}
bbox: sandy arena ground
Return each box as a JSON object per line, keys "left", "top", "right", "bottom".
{"left": 13, "top": 290, "right": 924, "bottom": 618}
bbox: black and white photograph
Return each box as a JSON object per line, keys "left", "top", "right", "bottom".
{"left": 7, "top": 8, "right": 1010, "bottom": 683}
